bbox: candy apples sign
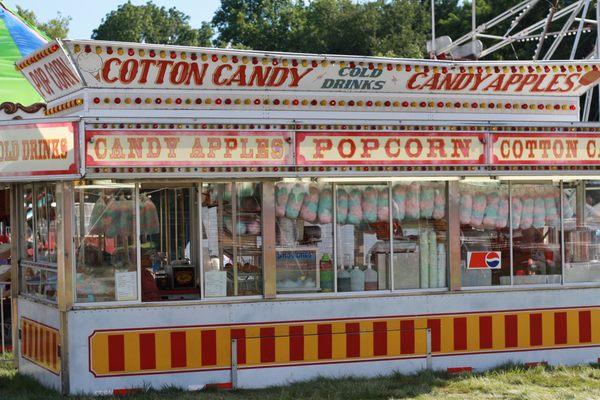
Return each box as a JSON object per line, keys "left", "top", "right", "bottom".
{"left": 296, "top": 132, "right": 486, "bottom": 166}
{"left": 59, "top": 40, "right": 600, "bottom": 98}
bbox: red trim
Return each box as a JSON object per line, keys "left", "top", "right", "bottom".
{"left": 170, "top": 331, "right": 187, "bottom": 368}
{"left": 260, "top": 327, "right": 275, "bottom": 363}
{"left": 373, "top": 321, "right": 387, "bottom": 356}
{"left": 400, "top": 320, "right": 415, "bottom": 354}
{"left": 453, "top": 317, "right": 467, "bottom": 351}
{"left": 530, "top": 313, "right": 543, "bottom": 347}
{"left": 107, "top": 335, "right": 125, "bottom": 372}
{"left": 139, "top": 333, "right": 156, "bottom": 370}
{"left": 447, "top": 367, "right": 472, "bottom": 374}
{"left": 579, "top": 310, "right": 592, "bottom": 343}
{"left": 231, "top": 329, "right": 247, "bottom": 364}
{"left": 427, "top": 319, "right": 441, "bottom": 353}
{"left": 554, "top": 312, "right": 567, "bottom": 345}
{"left": 317, "top": 324, "right": 332, "bottom": 360}
{"left": 505, "top": 315, "right": 518, "bottom": 348}
{"left": 200, "top": 330, "right": 216, "bottom": 366}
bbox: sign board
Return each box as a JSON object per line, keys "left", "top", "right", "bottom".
{"left": 491, "top": 132, "right": 600, "bottom": 165}
{"left": 296, "top": 131, "right": 486, "bottom": 165}
{"left": 0, "top": 122, "right": 78, "bottom": 179}
{"left": 18, "top": 41, "right": 84, "bottom": 103}
{"left": 467, "top": 251, "right": 501, "bottom": 269}
{"left": 59, "top": 40, "right": 600, "bottom": 97}
{"left": 85, "top": 130, "right": 293, "bottom": 167}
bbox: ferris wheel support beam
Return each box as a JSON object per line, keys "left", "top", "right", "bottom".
{"left": 543, "top": 0, "right": 586, "bottom": 59}
{"left": 570, "top": 0, "right": 591, "bottom": 59}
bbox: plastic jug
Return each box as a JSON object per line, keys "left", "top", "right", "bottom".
{"left": 364, "top": 262, "right": 378, "bottom": 291}
{"left": 337, "top": 266, "right": 351, "bottom": 292}
{"left": 350, "top": 266, "right": 365, "bottom": 292}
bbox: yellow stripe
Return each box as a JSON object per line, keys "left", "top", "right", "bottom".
{"left": 331, "top": 322, "right": 346, "bottom": 360}
{"left": 245, "top": 327, "right": 261, "bottom": 366}
{"left": 360, "top": 321, "right": 373, "bottom": 358}
{"left": 91, "top": 334, "right": 109, "bottom": 375}
{"left": 414, "top": 318, "right": 427, "bottom": 355}
{"left": 440, "top": 316, "right": 453, "bottom": 353}
{"left": 216, "top": 328, "right": 231, "bottom": 367}
{"left": 517, "top": 313, "right": 529, "bottom": 348}
{"left": 387, "top": 319, "right": 400, "bottom": 357}
{"left": 123, "top": 332, "right": 140, "bottom": 372}
{"left": 154, "top": 330, "right": 171, "bottom": 371}
{"left": 542, "top": 311, "right": 554, "bottom": 347}
{"left": 591, "top": 310, "right": 600, "bottom": 344}
{"left": 566, "top": 310, "right": 578, "bottom": 346}
{"left": 492, "top": 313, "right": 505, "bottom": 350}
{"left": 275, "top": 325, "right": 289, "bottom": 364}
{"left": 186, "top": 329, "right": 202, "bottom": 369}
{"left": 304, "top": 324, "right": 318, "bottom": 362}
{"left": 466, "top": 315, "right": 479, "bottom": 352}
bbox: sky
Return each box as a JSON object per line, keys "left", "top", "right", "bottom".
{"left": 3, "top": 0, "right": 222, "bottom": 39}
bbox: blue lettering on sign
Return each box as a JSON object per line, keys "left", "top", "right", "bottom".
{"left": 276, "top": 251, "right": 316, "bottom": 261}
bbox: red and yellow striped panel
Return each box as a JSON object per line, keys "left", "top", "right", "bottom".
{"left": 89, "top": 307, "right": 600, "bottom": 377}
{"left": 20, "top": 318, "right": 60, "bottom": 375}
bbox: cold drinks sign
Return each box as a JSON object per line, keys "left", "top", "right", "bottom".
{"left": 60, "top": 40, "right": 600, "bottom": 98}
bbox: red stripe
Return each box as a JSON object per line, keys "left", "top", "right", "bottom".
{"left": 400, "top": 320, "right": 415, "bottom": 354}
{"left": 479, "top": 316, "right": 493, "bottom": 349}
{"left": 289, "top": 326, "right": 304, "bottom": 361}
{"left": 170, "top": 331, "right": 187, "bottom": 368}
{"left": 201, "top": 330, "right": 217, "bottom": 366}
{"left": 454, "top": 317, "right": 467, "bottom": 351}
{"left": 21, "top": 321, "right": 27, "bottom": 357}
{"left": 427, "top": 319, "right": 441, "bottom": 352}
{"left": 139, "top": 333, "right": 156, "bottom": 370}
{"left": 345, "top": 323, "right": 360, "bottom": 357}
{"left": 554, "top": 312, "right": 567, "bottom": 345}
{"left": 231, "top": 329, "right": 247, "bottom": 364}
{"left": 373, "top": 321, "right": 387, "bottom": 356}
{"left": 505, "top": 315, "right": 518, "bottom": 348}
{"left": 317, "top": 324, "right": 332, "bottom": 359}
{"left": 107, "top": 335, "right": 125, "bottom": 372}
{"left": 579, "top": 310, "right": 592, "bottom": 343}
{"left": 260, "top": 327, "right": 276, "bottom": 363}
{"left": 530, "top": 313, "right": 542, "bottom": 346}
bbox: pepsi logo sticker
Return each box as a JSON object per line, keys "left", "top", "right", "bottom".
{"left": 467, "top": 251, "right": 502, "bottom": 270}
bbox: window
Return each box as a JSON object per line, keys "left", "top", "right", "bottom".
{"left": 201, "top": 182, "right": 263, "bottom": 297}
{"left": 19, "top": 182, "right": 58, "bottom": 302}
{"left": 563, "top": 180, "right": 600, "bottom": 283}
{"left": 274, "top": 180, "right": 334, "bottom": 293}
{"left": 74, "top": 183, "right": 138, "bottom": 303}
{"left": 460, "top": 182, "right": 510, "bottom": 286}
{"left": 511, "top": 182, "right": 562, "bottom": 285}
{"left": 139, "top": 185, "right": 199, "bottom": 301}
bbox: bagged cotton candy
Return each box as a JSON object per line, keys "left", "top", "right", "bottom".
{"left": 545, "top": 190, "right": 559, "bottom": 226}
{"left": 459, "top": 186, "right": 473, "bottom": 225}
{"left": 377, "top": 188, "right": 390, "bottom": 222}
{"left": 520, "top": 194, "right": 534, "bottom": 229}
{"left": 532, "top": 190, "right": 546, "bottom": 229}
{"left": 433, "top": 186, "right": 445, "bottom": 220}
{"left": 285, "top": 183, "right": 306, "bottom": 219}
{"left": 406, "top": 182, "right": 420, "bottom": 220}
{"left": 511, "top": 195, "right": 523, "bottom": 228}
{"left": 246, "top": 219, "right": 261, "bottom": 235}
{"left": 337, "top": 188, "right": 348, "bottom": 224}
{"left": 238, "top": 182, "right": 255, "bottom": 198}
{"left": 300, "top": 184, "right": 319, "bottom": 223}
{"left": 318, "top": 187, "right": 333, "bottom": 224}
{"left": 470, "top": 192, "right": 487, "bottom": 227}
{"left": 483, "top": 192, "right": 500, "bottom": 229}
{"left": 362, "top": 186, "right": 378, "bottom": 223}
{"left": 275, "top": 183, "right": 290, "bottom": 218}
{"left": 496, "top": 195, "right": 509, "bottom": 229}
{"left": 347, "top": 188, "right": 363, "bottom": 225}
{"left": 392, "top": 184, "right": 406, "bottom": 221}
{"left": 420, "top": 184, "right": 435, "bottom": 219}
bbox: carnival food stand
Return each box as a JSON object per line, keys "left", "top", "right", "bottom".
{"left": 3, "top": 39, "right": 600, "bottom": 394}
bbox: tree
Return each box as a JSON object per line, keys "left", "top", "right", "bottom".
{"left": 15, "top": 5, "right": 71, "bottom": 40}
{"left": 92, "top": 1, "right": 213, "bottom": 46}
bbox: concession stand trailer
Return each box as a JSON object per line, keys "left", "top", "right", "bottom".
{"left": 4, "top": 39, "right": 600, "bottom": 395}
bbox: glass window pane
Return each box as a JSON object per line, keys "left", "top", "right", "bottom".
{"left": 20, "top": 265, "right": 56, "bottom": 302}
{"left": 34, "top": 184, "right": 57, "bottom": 262}
{"left": 391, "top": 182, "right": 448, "bottom": 290}
{"left": 511, "top": 182, "right": 562, "bottom": 285}
{"left": 139, "top": 186, "right": 199, "bottom": 301}
{"left": 202, "top": 182, "right": 263, "bottom": 297}
{"left": 459, "top": 182, "right": 510, "bottom": 286}
{"left": 563, "top": 180, "right": 600, "bottom": 283}
{"left": 274, "top": 180, "right": 334, "bottom": 293}
{"left": 74, "top": 183, "right": 138, "bottom": 303}
{"left": 336, "top": 184, "right": 390, "bottom": 292}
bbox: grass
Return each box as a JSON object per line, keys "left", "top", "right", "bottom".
{"left": 1, "top": 353, "right": 600, "bottom": 400}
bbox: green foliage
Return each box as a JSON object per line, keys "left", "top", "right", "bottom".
{"left": 15, "top": 5, "right": 70, "bottom": 40}
{"left": 92, "top": 1, "right": 213, "bottom": 46}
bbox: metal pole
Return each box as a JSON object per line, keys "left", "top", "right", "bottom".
{"left": 472, "top": 0, "right": 477, "bottom": 33}
{"left": 597, "top": 0, "right": 600, "bottom": 120}
{"left": 431, "top": 0, "right": 437, "bottom": 58}
{"left": 426, "top": 328, "right": 432, "bottom": 370}
{"left": 231, "top": 338, "right": 238, "bottom": 389}
{"left": 570, "top": 0, "right": 591, "bottom": 59}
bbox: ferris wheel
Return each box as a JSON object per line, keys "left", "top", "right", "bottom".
{"left": 429, "top": 0, "right": 600, "bottom": 121}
